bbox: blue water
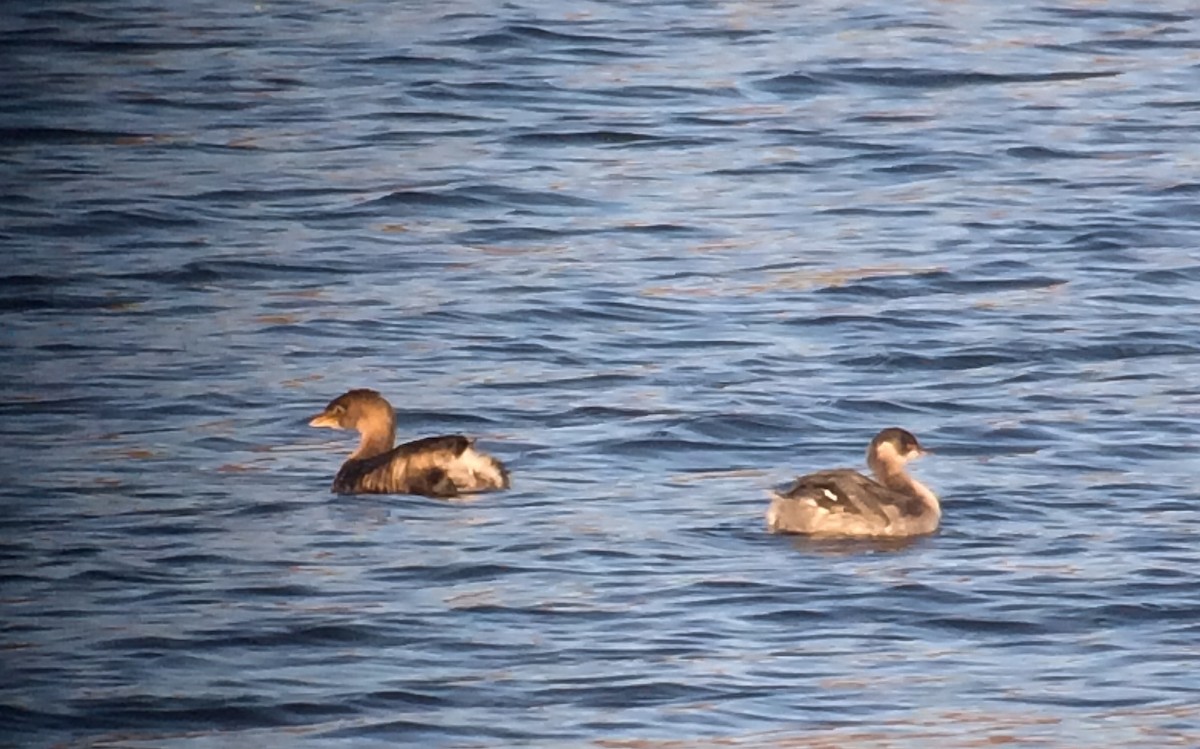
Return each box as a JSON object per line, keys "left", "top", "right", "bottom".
{"left": 3, "top": 1, "right": 1200, "bottom": 746}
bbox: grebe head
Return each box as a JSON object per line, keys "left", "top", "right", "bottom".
{"left": 868, "top": 427, "right": 926, "bottom": 465}
{"left": 309, "top": 389, "right": 395, "bottom": 433}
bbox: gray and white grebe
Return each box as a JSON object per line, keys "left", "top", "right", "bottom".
{"left": 766, "top": 428, "right": 940, "bottom": 538}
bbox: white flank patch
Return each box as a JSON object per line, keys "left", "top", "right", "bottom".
{"left": 823, "top": 489, "right": 839, "bottom": 502}
{"left": 453, "top": 446, "right": 504, "bottom": 488}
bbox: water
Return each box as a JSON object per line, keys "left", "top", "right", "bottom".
{"left": 3, "top": 1, "right": 1200, "bottom": 746}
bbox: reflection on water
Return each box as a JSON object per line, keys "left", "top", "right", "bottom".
{"left": 785, "top": 534, "right": 930, "bottom": 557}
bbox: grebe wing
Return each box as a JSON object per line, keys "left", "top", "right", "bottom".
{"left": 776, "top": 469, "right": 895, "bottom": 524}
{"left": 382, "top": 434, "right": 509, "bottom": 496}
{"left": 390, "top": 434, "right": 473, "bottom": 458}
{"left": 330, "top": 436, "right": 470, "bottom": 496}
{"left": 382, "top": 435, "right": 475, "bottom": 496}
{"left": 332, "top": 435, "right": 508, "bottom": 497}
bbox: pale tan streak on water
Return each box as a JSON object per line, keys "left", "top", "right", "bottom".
{"left": 642, "top": 265, "right": 946, "bottom": 299}
{"left": 586, "top": 703, "right": 1200, "bottom": 748}
{"left": 971, "top": 281, "right": 1068, "bottom": 310}
{"left": 669, "top": 468, "right": 771, "bottom": 486}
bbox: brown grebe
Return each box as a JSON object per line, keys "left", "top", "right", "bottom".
{"left": 766, "top": 428, "right": 940, "bottom": 538}
{"left": 309, "top": 389, "right": 510, "bottom": 497}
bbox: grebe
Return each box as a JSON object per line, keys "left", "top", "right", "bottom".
{"left": 309, "top": 389, "right": 510, "bottom": 497}
{"left": 766, "top": 428, "right": 940, "bottom": 538}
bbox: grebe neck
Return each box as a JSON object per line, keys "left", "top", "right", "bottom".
{"left": 868, "top": 446, "right": 941, "bottom": 517}
{"left": 350, "top": 411, "right": 395, "bottom": 460}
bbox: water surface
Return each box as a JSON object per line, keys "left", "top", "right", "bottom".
{"left": 3, "top": 1, "right": 1200, "bottom": 747}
